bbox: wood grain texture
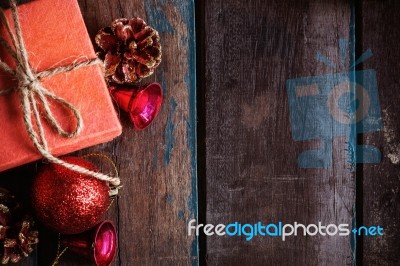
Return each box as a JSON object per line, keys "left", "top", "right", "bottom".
{"left": 76, "top": 1, "right": 198, "bottom": 265}
{"left": 2, "top": 0, "right": 400, "bottom": 265}
{"left": 201, "top": 0, "right": 355, "bottom": 265}
{"left": 0, "top": 0, "right": 197, "bottom": 265}
{"left": 360, "top": 0, "right": 400, "bottom": 265}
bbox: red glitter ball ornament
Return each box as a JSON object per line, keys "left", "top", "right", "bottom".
{"left": 31, "top": 157, "right": 110, "bottom": 234}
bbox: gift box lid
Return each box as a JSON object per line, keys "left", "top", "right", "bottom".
{"left": 0, "top": 0, "right": 122, "bottom": 172}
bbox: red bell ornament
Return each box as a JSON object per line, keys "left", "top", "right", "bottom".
{"left": 110, "top": 82, "right": 163, "bottom": 130}
{"left": 61, "top": 220, "right": 117, "bottom": 266}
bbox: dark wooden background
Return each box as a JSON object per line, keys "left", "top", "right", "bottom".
{"left": 1, "top": 0, "right": 399, "bottom": 265}
{"left": 198, "top": 0, "right": 400, "bottom": 265}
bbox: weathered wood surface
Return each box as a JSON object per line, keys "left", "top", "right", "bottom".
{"left": 360, "top": 0, "right": 400, "bottom": 265}
{"left": 201, "top": 0, "right": 356, "bottom": 265}
{"left": 0, "top": 0, "right": 197, "bottom": 265}
{"left": 2, "top": 0, "right": 400, "bottom": 265}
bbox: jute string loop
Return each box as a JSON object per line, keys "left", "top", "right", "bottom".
{"left": 0, "top": 0, "right": 120, "bottom": 186}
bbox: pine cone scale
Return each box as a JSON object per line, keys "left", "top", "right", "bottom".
{"left": 95, "top": 32, "right": 117, "bottom": 52}
{"left": 0, "top": 189, "right": 38, "bottom": 264}
{"left": 137, "top": 37, "right": 153, "bottom": 50}
{"left": 104, "top": 52, "right": 121, "bottom": 77}
{"left": 114, "top": 24, "right": 133, "bottom": 43}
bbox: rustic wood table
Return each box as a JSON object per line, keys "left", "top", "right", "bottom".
{"left": 0, "top": 0, "right": 399, "bottom": 265}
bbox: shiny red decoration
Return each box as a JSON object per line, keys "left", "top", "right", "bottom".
{"left": 61, "top": 220, "right": 117, "bottom": 266}
{"left": 110, "top": 82, "right": 163, "bottom": 130}
{"left": 31, "top": 157, "right": 110, "bottom": 234}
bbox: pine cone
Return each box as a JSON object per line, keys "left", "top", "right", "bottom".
{"left": 0, "top": 189, "right": 38, "bottom": 264}
{"left": 95, "top": 17, "right": 162, "bottom": 84}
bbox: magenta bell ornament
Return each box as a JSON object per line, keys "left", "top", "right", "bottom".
{"left": 109, "top": 82, "right": 163, "bottom": 130}
{"left": 60, "top": 220, "right": 117, "bottom": 266}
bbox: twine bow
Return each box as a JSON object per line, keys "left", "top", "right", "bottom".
{"left": 0, "top": 0, "right": 120, "bottom": 186}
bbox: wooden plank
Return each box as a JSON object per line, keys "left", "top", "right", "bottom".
{"left": 75, "top": 0, "right": 197, "bottom": 265}
{"left": 202, "top": 0, "right": 355, "bottom": 264}
{"left": 360, "top": 0, "right": 400, "bottom": 265}
{"left": 39, "top": 0, "right": 197, "bottom": 264}
{"left": 0, "top": 0, "right": 197, "bottom": 265}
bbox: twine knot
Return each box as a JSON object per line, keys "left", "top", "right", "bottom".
{"left": 0, "top": 0, "right": 120, "bottom": 187}
{"left": 17, "top": 72, "right": 38, "bottom": 90}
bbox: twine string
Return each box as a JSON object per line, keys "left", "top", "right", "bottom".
{"left": 0, "top": 0, "right": 120, "bottom": 186}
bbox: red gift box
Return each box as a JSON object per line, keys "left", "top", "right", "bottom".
{"left": 0, "top": 0, "right": 122, "bottom": 171}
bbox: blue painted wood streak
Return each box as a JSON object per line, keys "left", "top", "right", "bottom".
{"left": 145, "top": 0, "right": 198, "bottom": 264}
{"left": 178, "top": 210, "right": 185, "bottom": 220}
{"left": 167, "top": 194, "right": 174, "bottom": 205}
{"left": 171, "top": 0, "right": 199, "bottom": 264}
{"left": 164, "top": 98, "right": 177, "bottom": 165}
{"left": 144, "top": 0, "right": 174, "bottom": 33}
{"left": 161, "top": 72, "right": 167, "bottom": 95}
